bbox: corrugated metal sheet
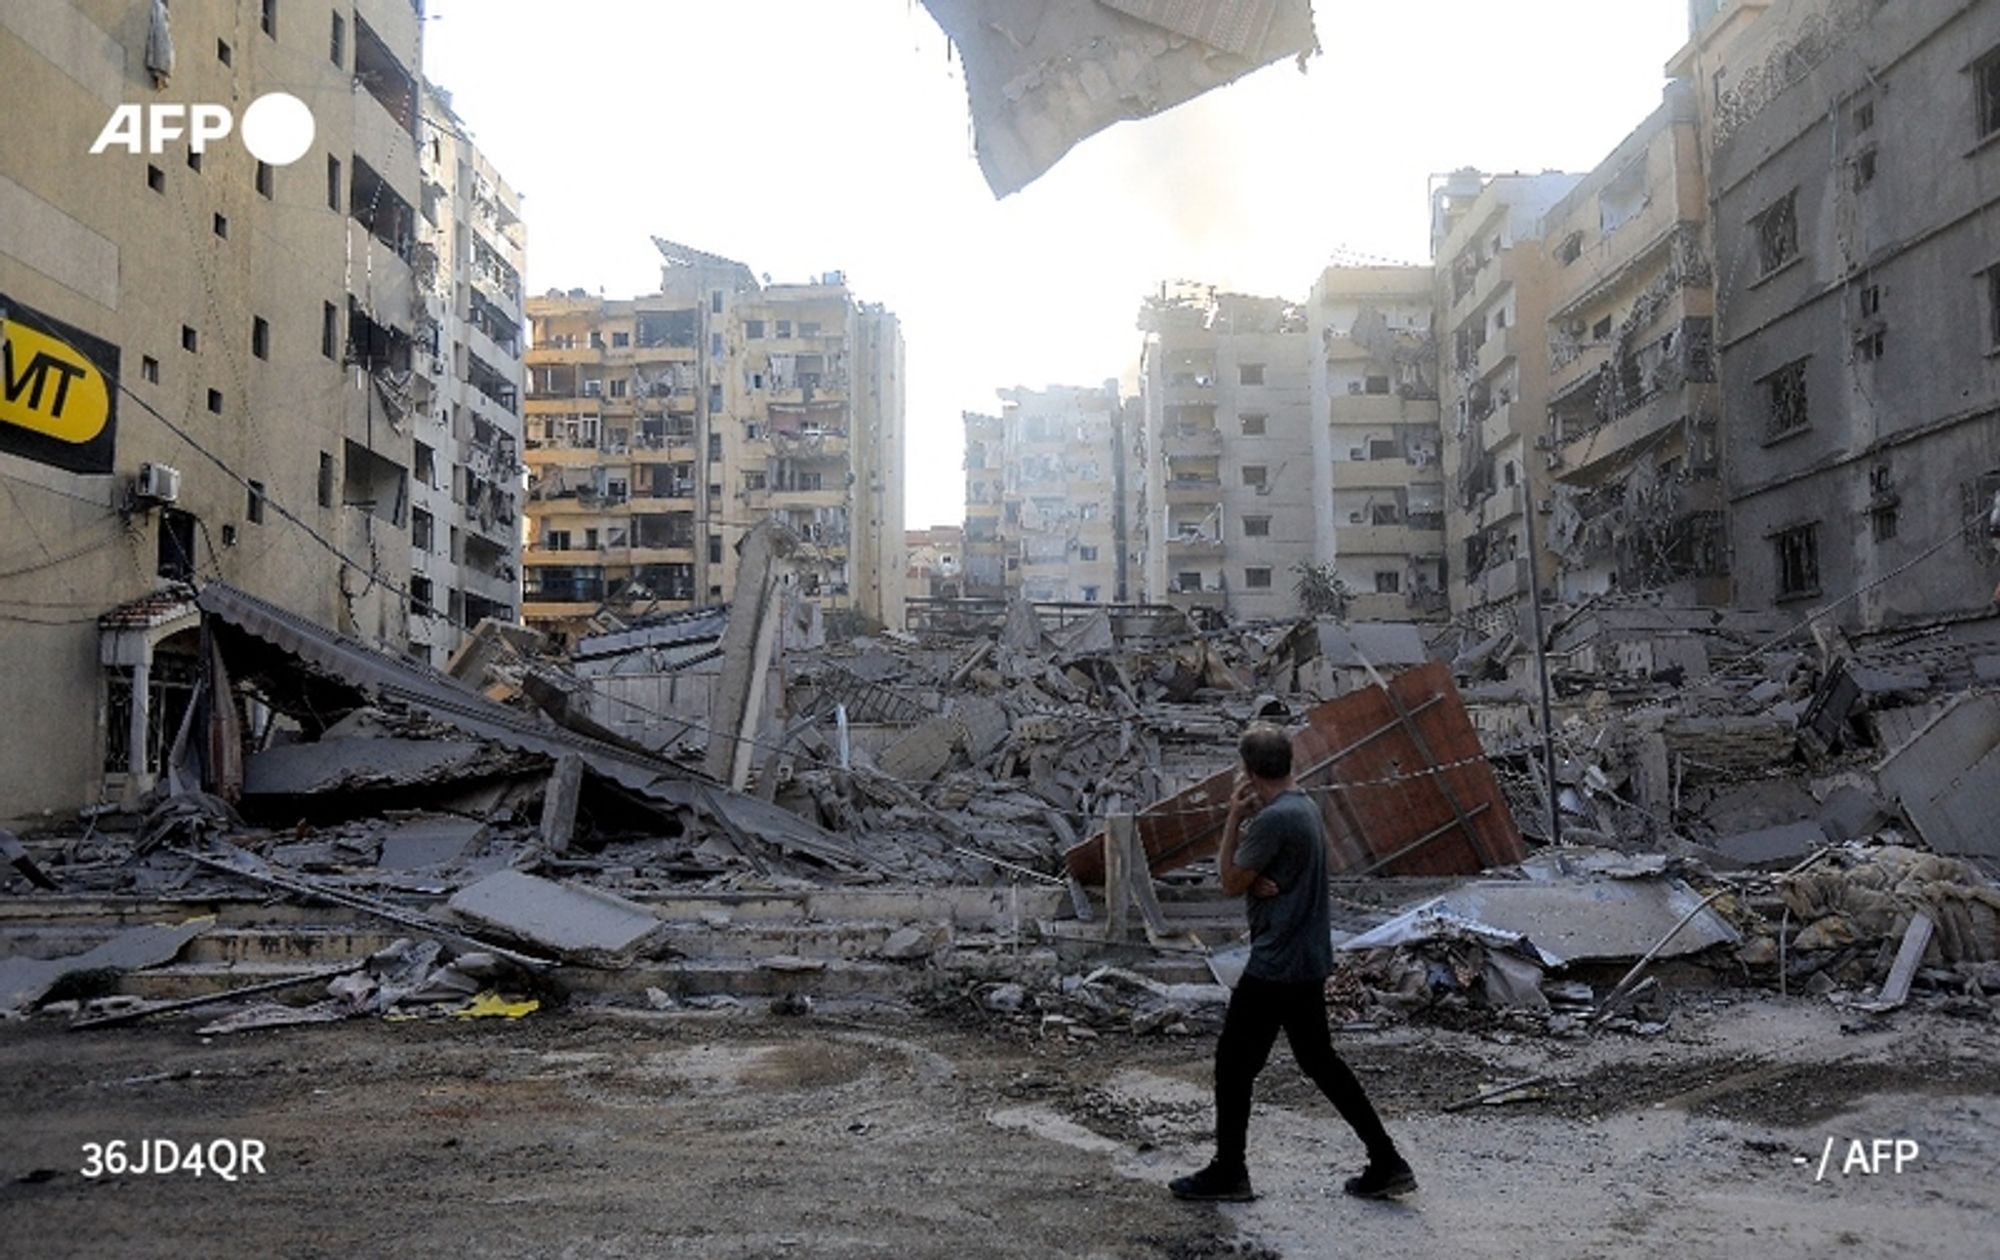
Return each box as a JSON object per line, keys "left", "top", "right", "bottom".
{"left": 1066, "top": 661, "right": 1524, "bottom": 883}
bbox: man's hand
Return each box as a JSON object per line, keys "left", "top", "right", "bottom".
{"left": 1228, "top": 774, "right": 1261, "bottom": 818}
{"left": 1250, "top": 876, "right": 1280, "bottom": 899}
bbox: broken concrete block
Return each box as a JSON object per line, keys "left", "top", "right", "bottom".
{"left": 877, "top": 715, "right": 960, "bottom": 782}
{"left": 1818, "top": 786, "right": 1894, "bottom": 843}
{"left": 0, "top": 918, "right": 212, "bottom": 1012}
{"left": 1713, "top": 820, "right": 1828, "bottom": 869}
{"left": 377, "top": 818, "right": 485, "bottom": 871}
{"left": 878, "top": 924, "right": 949, "bottom": 962}
{"left": 446, "top": 871, "right": 659, "bottom": 961}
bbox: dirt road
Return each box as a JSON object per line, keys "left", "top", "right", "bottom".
{"left": 1, "top": 996, "right": 1995, "bottom": 1258}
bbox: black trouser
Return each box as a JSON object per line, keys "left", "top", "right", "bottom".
{"left": 1213, "top": 974, "right": 1396, "bottom": 1170}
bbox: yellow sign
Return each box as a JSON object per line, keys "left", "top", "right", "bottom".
{"left": 0, "top": 294, "right": 119, "bottom": 474}
{"left": 1, "top": 318, "right": 112, "bottom": 444}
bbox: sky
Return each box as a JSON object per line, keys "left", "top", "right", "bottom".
{"left": 423, "top": 0, "right": 1695, "bottom": 529}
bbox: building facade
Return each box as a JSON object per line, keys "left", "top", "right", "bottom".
{"left": 1138, "top": 286, "right": 1315, "bottom": 623}
{"left": 1687, "top": 0, "right": 2000, "bottom": 630}
{"left": 522, "top": 244, "right": 904, "bottom": 641}
{"left": 961, "top": 409, "right": 1006, "bottom": 598}
{"left": 411, "top": 83, "right": 525, "bottom": 664}
{"left": 1432, "top": 170, "right": 1582, "bottom": 629}
{"left": 0, "top": 0, "right": 523, "bottom": 819}
{"left": 1537, "top": 83, "right": 1727, "bottom": 607}
{"left": 1306, "top": 266, "right": 1448, "bottom": 621}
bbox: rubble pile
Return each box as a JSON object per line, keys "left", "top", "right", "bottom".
{"left": 2, "top": 577, "right": 1997, "bottom": 1046}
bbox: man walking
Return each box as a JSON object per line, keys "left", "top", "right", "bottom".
{"left": 1170, "top": 725, "right": 1415, "bottom": 1203}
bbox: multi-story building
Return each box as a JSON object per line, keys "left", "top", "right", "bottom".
{"left": 0, "top": 0, "right": 483, "bottom": 818}
{"left": 411, "top": 83, "right": 525, "bottom": 664}
{"left": 1306, "top": 266, "right": 1448, "bottom": 621}
{"left": 1114, "top": 394, "right": 1149, "bottom": 603}
{"left": 1138, "top": 285, "right": 1315, "bottom": 623}
{"left": 961, "top": 409, "right": 1006, "bottom": 598}
{"left": 1537, "top": 83, "right": 1726, "bottom": 607}
{"left": 523, "top": 243, "right": 904, "bottom": 641}
{"left": 1432, "top": 170, "right": 1582, "bottom": 629}
{"left": 1000, "top": 384, "right": 1122, "bottom": 604}
{"left": 1676, "top": 0, "right": 2000, "bottom": 631}
{"left": 905, "top": 525, "right": 964, "bottom": 599}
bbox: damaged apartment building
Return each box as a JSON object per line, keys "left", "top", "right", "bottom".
{"left": 1305, "top": 265, "right": 1448, "bottom": 620}
{"left": 1538, "top": 81, "right": 1726, "bottom": 607}
{"left": 958, "top": 384, "right": 1129, "bottom": 606}
{"left": 1432, "top": 169, "right": 1581, "bottom": 629}
{"left": 522, "top": 243, "right": 905, "bottom": 641}
{"left": 0, "top": 0, "right": 523, "bottom": 818}
{"left": 1675, "top": 0, "right": 2000, "bottom": 630}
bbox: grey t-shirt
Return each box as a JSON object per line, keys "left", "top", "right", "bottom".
{"left": 1233, "top": 788, "right": 1332, "bottom": 984}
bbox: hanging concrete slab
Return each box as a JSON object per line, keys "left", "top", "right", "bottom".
{"left": 446, "top": 871, "right": 660, "bottom": 962}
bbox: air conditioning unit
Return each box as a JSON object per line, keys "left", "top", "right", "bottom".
{"left": 1546, "top": 451, "right": 1566, "bottom": 470}
{"left": 1537, "top": 498, "right": 1554, "bottom": 514}
{"left": 1533, "top": 434, "right": 1552, "bottom": 450}
{"left": 1347, "top": 382, "right": 1363, "bottom": 395}
{"left": 136, "top": 462, "right": 182, "bottom": 503}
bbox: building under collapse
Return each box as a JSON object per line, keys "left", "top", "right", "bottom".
{"left": 1538, "top": 83, "right": 1727, "bottom": 607}
{"left": 522, "top": 243, "right": 905, "bottom": 641}
{"left": 1431, "top": 170, "right": 1581, "bottom": 630}
{"left": 0, "top": 1, "right": 522, "bottom": 818}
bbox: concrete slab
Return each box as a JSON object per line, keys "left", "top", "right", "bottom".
{"left": 446, "top": 871, "right": 660, "bottom": 960}
{"left": 1875, "top": 692, "right": 2000, "bottom": 858}
{"left": 377, "top": 819, "right": 485, "bottom": 871}
{"left": 1818, "top": 785, "right": 1894, "bottom": 843}
{"left": 1345, "top": 878, "right": 1738, "bottom": 966}
{"left": 1713, "top": 820, "right": 1827, "bottom": 868}
{"left": 0, "top": 916, "right": 211, "bottom": 1011}
{"left": 245, "top": 738, "right": 491, "bottom": 795}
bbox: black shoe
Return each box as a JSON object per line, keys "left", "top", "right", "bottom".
{"left": 1170, "top": 1161, "right": 1255, "bottom": 1202}
{"left": 1343, "top": 1156, "right": 1416, "bottom": 1199}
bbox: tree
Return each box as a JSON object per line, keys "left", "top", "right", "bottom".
{"left": 1293, "top": 562, "right": 1352, "bottom": 619}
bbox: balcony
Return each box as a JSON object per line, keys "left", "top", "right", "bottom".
{"left": 1334, "top": 524, "right": 1434, "bottom": 555}
{"left": 1556, "top": 385, "right": 1714, "bottom": 482}
{"left": 1466, "top": 556, "right": 1531, "bottom": 607}
{"left": 628, "top": 489, "right": 697, "bottom": 513}
{"left": 1162, "top": 380, "right": 1216, "bottom": 408}
{"left": 1168, "top": 532, "right": 1224, "bottom": 556}
{"left": 1164, "top": 476, "right": 1223, "bottom": 505}
{"left": 1327, "top": 393, "right": 1427, "bottom": 424}
{"left": 1163, "top": 426, "right": 1224, "bottom": 457}
{"left": 528, "top": 344, "right": 603, "bottom": 367}
{"left": 1331, "top": 459, "right": 1438, "bottom": 490}
{"left": 630, "top": 544, "right": 697, "bottom": 566}
{"left": 767, "top": 484, "right": 845, "bottom": 510}
{"left": 1475, "top": 324, "right": 1517, "bottom": 379}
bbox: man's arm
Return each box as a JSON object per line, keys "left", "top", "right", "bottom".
{"left": 1218, "top": 777, "right": 1278, "bottom": 897}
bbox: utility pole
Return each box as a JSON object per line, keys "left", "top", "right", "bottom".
{"left": 1519, "top": 492, "right": 1563, "bottom": 847}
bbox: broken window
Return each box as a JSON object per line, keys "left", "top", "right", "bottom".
{"left": 409, "top": 574, "right": 434, "bottom": 618}
{"left": 1852, "top": 148, "right": 1876, "bottom": 190}
{"left": 746, "top": 320, "right": 765, "bottom": 339}
{"left": 1556, "top": 232, "right": 1583, "bottom": 265}
{"left": 1592, "top": 315, "right": 1613, "bottom": 341}
{"left": 412, "top": 506, "right": 433, "bottom": 552}
{"left": 318, "top": 452, "right": 335, "bottom": 507}
{"left": 1755, "top": 191, "right": 1799, "bottom": 275}
{"left": 1374, "top": 571, "right": 1401, "bottom": 594}
{"left": 1872, "top": 504, "right": 1899, "bottom": 541}
{"left": 353, "top": 16, "right": 417, "bottom": 135}
{"left": 1764, "top": 360, "right": 1809, "bottom": 439}
{"left": 1599, "top": 159, "right": 1648, "bottom": 235}
{"left": 1979, "top": 48, "right": 2000, "bottom": 138}
{"left": 1986, "top": 266, "right": 2000, "bottom": 348}
{"left": 157, "top": 508, "right": 197, "bottom": 580}
{"left": 1365, "top": 375, "right": 1391, "bottom": 395}
{"left": 1243, "top": 516, "right": 1271, "bottom": 538}
{"left": 246, "top": 481, "right": 266, "bottom": 524}
{"left": 1775, "top": 523, "right": 1820, "bottom": 597}
{"left": 1852, "top": 97, "right": 1874, "bottom": 133}
{"left": 1856, "top": 327, "right": 1885, "bottom": 362}
{"left": 1244, "top": 567, "right": 1272, "bottom": 589}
